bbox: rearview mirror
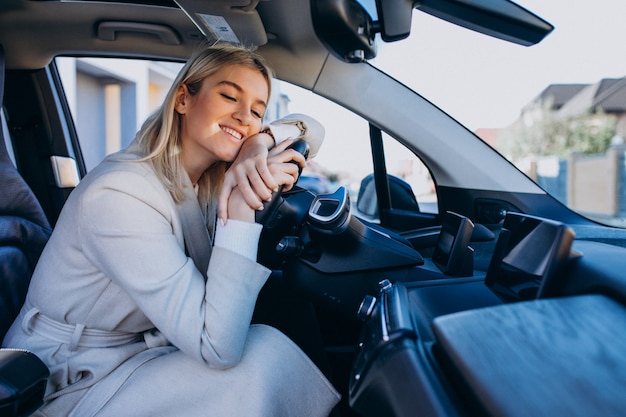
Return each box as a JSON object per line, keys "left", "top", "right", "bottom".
{"left": 312, "top": 0, "right": 377, "bottom": 62}
{"left": 375, "top": 0, "right": 553, "bottom": 46}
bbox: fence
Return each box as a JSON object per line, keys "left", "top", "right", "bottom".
{"left": 523, "top": 144, "right": 626, "bottom": 219}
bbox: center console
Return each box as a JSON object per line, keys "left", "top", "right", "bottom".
{"left": 348, "top": 212, "right": 578, "bottom": 417}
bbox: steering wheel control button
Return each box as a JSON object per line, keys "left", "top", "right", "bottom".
{"left": 275, "top": 237, "right": 303, "bottom": 255}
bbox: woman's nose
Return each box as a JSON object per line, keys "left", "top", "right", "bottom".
{"left": 233, "top": 106, "right": 252, "bottom": 125}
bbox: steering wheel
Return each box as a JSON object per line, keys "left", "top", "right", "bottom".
{"left": 256, "top": 139, "right": 316, "bottom": 268}
{"left": 255, "top": 139, "right": 310, "bottom": 227}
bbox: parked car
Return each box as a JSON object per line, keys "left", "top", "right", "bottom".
{"left": 2, "top": 0, "right": 626, "bottom": 416}
{"left": 297, "top": 173, "right": 334, "bottom": 195}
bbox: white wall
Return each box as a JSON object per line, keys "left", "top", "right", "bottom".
{"left": 57, "top": 57, "right": 179, "bottom": 170}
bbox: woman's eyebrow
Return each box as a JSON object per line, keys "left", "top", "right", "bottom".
{"left": 218, "top": 80, "right": 267, "bottom": 108}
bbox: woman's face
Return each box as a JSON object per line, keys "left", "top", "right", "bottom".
{"left": 175, "top": 64, "right": 269, "bottom": 178}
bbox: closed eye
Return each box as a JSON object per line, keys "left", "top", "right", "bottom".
{"left": 221, "top": 93, "right": 236, "bottom": 101}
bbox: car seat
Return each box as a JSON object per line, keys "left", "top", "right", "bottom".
{"left": 0, "top": 44, "right": 51, "bottom": 417}
{"left": 356, "top": 173, "right": 420, "bottom": 219}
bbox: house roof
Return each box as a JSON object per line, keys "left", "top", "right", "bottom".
{"left": 532, "top": 84, "right": 588, "bottom": 110}
{"left": 591, "top": 77, "right": 626, "bottom": 113}
{"left": 556, "top": 78, "right": 626, "bottom": 118}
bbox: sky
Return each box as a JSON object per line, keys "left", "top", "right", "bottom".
{"left": 283, "top": 0, "right": 626, "bottom": 180}
{"left": 371, "top": 0, "right": 626, "bottom": 131}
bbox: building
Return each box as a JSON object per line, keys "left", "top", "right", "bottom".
{"left": 57, "top": 57, "right": 289, "bottom": 171}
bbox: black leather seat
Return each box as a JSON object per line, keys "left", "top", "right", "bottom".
{"left": 0, "top": 135, "right": 52, "bottom": 338}
{"left": 0, "top": 44, "right": 51, "bottom": 417}
{"left": 356, "top": 173, "right": 420, "bottom": 219}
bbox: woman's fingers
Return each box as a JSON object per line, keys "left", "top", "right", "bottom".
{"left": 267, "top": 138, "right": 292, "bottom": 157}
{"left": 218, "top": 138, "right": 309, "bottom": 223}
{"left": 268, "top": 160, "right": 301, "bottom": 187}
{"left": 251, "top": 157, "right": 278, "bottom": 195}
{"left": 233, "top": 160, "right": 274, "bottom": 207}
{"left": 268, "top": 148, "right": 307, "bottom": 168}
{"left": 234, "top": 133, "right": 279, "bottom": 192}
{"left": 219, "top": 163, "right": 262, "bottom": 222}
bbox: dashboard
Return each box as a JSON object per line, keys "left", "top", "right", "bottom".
{"left": 345, "top": 212, "right": 626, "bottom": 417}
{"left": 259, "top": 183, "right": 626, "bottom": 417}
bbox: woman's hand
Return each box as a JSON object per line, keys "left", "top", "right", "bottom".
{"left": 217, "top": 133, "right": 305, "bottom": 223}
{"left": 218, "top": 134, "right": 307, "bottom": 223}
{"left": 266, "top": 142, "right": 307, "bottom": 192}
{"left": 218, "top": 133, "right": 276, "bottom": 223}
{"left": 225, "top": 185, "right": 255, "bottom": 223}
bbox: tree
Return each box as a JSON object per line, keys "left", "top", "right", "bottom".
{"left": 496, "top": 98, "right": 617, "bottom": 162}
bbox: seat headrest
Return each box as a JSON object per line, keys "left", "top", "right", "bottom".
{"left": 0, "top": 139, "right": 51, "bottom": 230}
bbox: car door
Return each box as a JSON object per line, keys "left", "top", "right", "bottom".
{"left": 3, "top": 61, "right": 82, "bottom": 226}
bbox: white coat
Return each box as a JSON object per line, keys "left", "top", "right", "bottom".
{"left": 2, "top": 141, "right": 340, "bottom": 416}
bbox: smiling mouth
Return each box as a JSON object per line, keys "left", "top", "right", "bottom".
{"left": 221, "top": 126, "right": 243, "bottom": 140}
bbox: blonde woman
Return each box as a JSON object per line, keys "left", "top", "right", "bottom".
{"left": 3, "top": 45, "right": 339, "bottom": 416}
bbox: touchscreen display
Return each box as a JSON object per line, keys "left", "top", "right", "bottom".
{"left": 435, "top": 230, "right": 455, "bottom": 262}
{"left": 485, "top": 212, "right": 575, "bottom": 300}
{"left": 432, "top": 211, "right": 474, "bottom": 276}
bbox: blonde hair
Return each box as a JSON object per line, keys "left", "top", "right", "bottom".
{"left": 134, "top": 44, "right": 273, "bottom": 233}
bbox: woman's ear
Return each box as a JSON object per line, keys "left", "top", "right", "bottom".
{"left": 174, "top": 84, "right": 189, "bottom": 115}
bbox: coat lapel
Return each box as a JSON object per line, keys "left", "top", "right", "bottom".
{"left": 107, "top": 140, "right": 213, "bottom": 279}
{"left": 178, "top": 181, "right": 212, "bottom": 279}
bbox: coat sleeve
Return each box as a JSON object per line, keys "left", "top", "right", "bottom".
{"left": 78, "top": 169, "right": 271, "bottom": 368}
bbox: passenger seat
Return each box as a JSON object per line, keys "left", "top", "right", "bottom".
{"left": 0, "top": 44, "right": 50, "bottom": 417}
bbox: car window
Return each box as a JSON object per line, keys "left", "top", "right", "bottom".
{"left": 56, "top": 57, "right": 183, "bottom": 171}
{"left": 278, "top": 82, "right": 372, "bottom": 198}
{"left": 57, "top": 58, "right": 370, "bottom": 181}
{"left": 370, "top": 2, "right": 626, "bottom": 229}
{"left": 381, "top": 132, "right": 437, "bottom": 214}
{"left": 56, "top": 56, "right": 438, "bottom": 220}
{"left": 278, "top": 82, "right": 439, "bottom": 218}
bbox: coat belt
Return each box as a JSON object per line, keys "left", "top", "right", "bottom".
{"left": 22, "top": 305, "right": 142, "bottom": 351}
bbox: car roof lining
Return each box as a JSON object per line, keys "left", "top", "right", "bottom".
{"left": 0, "top": 1, "right": 201, "bottom": 68}
{"left": 0, "top": 0, "right": 330, "bottom": 91}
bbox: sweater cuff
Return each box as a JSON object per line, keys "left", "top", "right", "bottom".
{"left": 262, "top": 122, "right": 302, "bottom": 146}
{"left": 261, "top": 113, "right": 325, "bottom": 158}
{"left": 214, "top": 219, "right": 262, "bottom": 261}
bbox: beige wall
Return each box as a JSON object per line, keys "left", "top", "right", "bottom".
{"left": 567, "top": 150, "right": 619, "bottom": 216}
{"left": 523, "top": 145, "right": 626, "bottom": 217}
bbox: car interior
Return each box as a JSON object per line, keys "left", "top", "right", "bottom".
{"left": 2, "top": 0, "right": 626, "bottom": 416}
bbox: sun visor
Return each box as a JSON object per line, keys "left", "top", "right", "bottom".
{"left": 174, "top": 0, "right": 267, "bottom": 46}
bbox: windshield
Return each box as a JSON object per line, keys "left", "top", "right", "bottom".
{"left": 370, "top": 0, "right": 626, "bottom": 228}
